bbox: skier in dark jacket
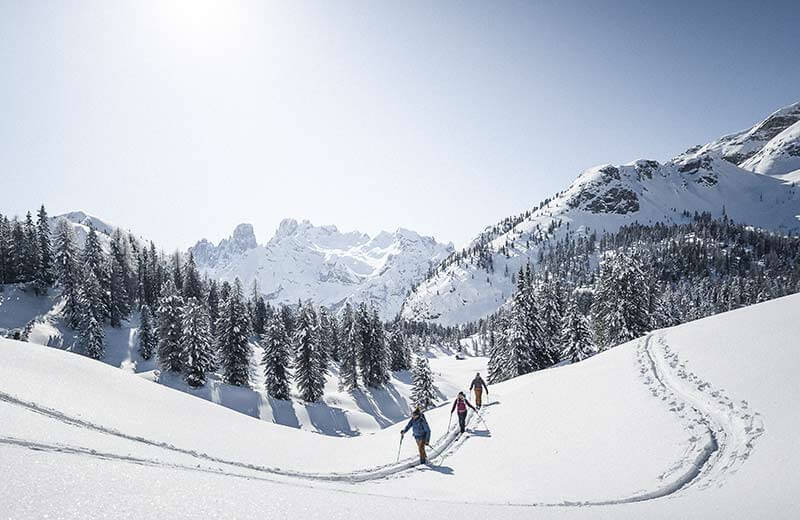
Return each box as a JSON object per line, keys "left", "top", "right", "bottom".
{"left": 449, "top": 391, "right": 477, "bottom": 434}
{"left": 470, "top": 372, "right": 488, "bottom": 408}
{"left": 401, "top": 407, "right": 432, "bottom": 463}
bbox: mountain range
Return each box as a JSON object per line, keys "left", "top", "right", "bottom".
{"left": 53, "top": 101, "right": 800, "bottom": 325}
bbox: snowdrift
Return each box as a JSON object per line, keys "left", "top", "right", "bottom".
{"left": 2, "top": 294, "right": 799, "bottom": 519}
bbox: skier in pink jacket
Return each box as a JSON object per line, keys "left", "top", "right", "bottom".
{"left": 449, "top": 391, "right": 477, "bottom": 434}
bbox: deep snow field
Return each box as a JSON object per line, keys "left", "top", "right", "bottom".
{"left": 1, "top": 294, "right": 799, "bottom": 519}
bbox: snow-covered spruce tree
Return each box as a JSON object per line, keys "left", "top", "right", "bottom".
{"left": 261, "top": 313, "right": 291, "bottom": 400}
{"left": 157, "top": 279, "right": 185, "bottom": 373}
{"left": 9, "top": 219, "right": 26, "bottom": 282}
{"left": 53, "top": 219, "right": 81, "bottom": 328}
{"left": 537, "top": 276, "right": 565, "bottom": 365}
{"left": 23, "top": 212, "right": 39, "bottom": 282}
{"left": 279, "top": 303, "right": 295, "bottom": 339}
{"left": 591, "top": 252, "right": 654, "bottom": 349}
{"left": 34, "top": 205, "right": 53, "bottom": 294}
{"left": 293, "top": 301, "right": 327, "bottom": 402}
{"left": 170, "top": 251, "right": 183, "bottom": 293}
{"left": 357, "top": 304, "right": 389, "bottom": 388}
{"left": 252, "top": 295, "right": 268, "bottom": 336}
{"left": 77, "top": 269, "right": 105, "bottom": 359}
{"left": 317, "top": 306, "right": 334, "bottom": 366}
{"left": 411, "top": 354, "right": 436, "bottom": 410}
{"left": 0, "top": 215, "right": 11, "bottom": 283}
{"left": 181, "top": 297, "right": 214, "bottom": 387}
{"left": 109, "top": 253, "right": 130, "bottom": 328}
{"left": 216, "top": 279, "right": 252, "bottom": 387}
{"left": 370, "top": 308, "right": 390, "bottom": 384}
{"left": 389, "top": 326, "right": 411, "bottom": 371}
{"left": 137, "top": 303, "right": 157, "bottom": 360}
{"left": 338, "top": 302, "right": 360, "bottom": 392}
{"left": 80, "top": 312, "right": 105, "bottom": 360}
{"left": 500, "top": 299, "right": 535, "bottom": 380}
{"left": 206, "top": 279, "right": 220, "bottom": 335}
{"left": 182, "top": 251, "right": 203, "bottom": 301}
{"left": 560, "top": 298, "right": 594, "bottom": 363}
{"left": 82, "top": 226, "right": 110, "bottom": 322}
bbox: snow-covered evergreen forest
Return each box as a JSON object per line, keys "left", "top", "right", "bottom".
{"left": 478, "top": 213, "right": 800, "bottom": 383}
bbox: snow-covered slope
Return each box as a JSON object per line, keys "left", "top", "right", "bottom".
{"left": 191, "top": 218, "right": 453, "bottom": 319}
{"left": 740, "top": 120, "right": 800, "bottom": 176}
{"left": 2, "top": 291, "right": 797, "bottom": 518}
{"left": 402, "top": 102, "right": 800, "bottom": 325}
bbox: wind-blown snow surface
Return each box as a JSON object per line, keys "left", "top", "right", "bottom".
{"left": 402, "top": 101, "right": 800, "bottom": 325}
{"left": 2, "top": 294, "right": 797, "bottom": 518}
{"left": 191, "top": 218, "right": 453, "bottom": 319}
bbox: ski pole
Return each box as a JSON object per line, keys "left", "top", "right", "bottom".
{"left": 396, "top": 433, "right": 405, "bottom": 463}
{"left": 446, "top": 412, "right": 453, "bottom": 433}
{"left": 476, "top": 411, "right": 489, "bottom": 430}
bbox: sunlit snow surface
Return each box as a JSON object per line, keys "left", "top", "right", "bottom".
{"left": 2, "top": 294, "right": 799, "bottom": 518}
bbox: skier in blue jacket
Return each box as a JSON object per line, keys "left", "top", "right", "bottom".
{"left": 401, "top": 407, "right": 431, "bottom": 463}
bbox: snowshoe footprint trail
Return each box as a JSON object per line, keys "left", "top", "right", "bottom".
{"left": 0, "top": 333, "right": 764, "bottom": 506}
{"left": 639, "top": 334, "right": 765, "bottom": 493}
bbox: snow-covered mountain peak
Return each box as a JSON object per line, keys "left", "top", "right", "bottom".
{"left": 229, "top": 223, "right": 257, "bottom": 250}
{"left": 191, "top": 218, "right": 453, "bottom": 318}
{"left": 55, "top": 211, "right": 117, "bottom": 237}
{"left": 401, "top": 102, "right": 800, "bottom": 325}
{"left": 676, "top": 101, "right": 800, "bottom": 171}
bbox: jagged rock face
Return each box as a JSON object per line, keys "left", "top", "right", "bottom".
{"left": 682, "top": 102, "right": 800, "bottom": 170}
{"left": 190, "top": 219, "right": 453, "bottom": 319}
{"left": 401, "top": 101, "right": 800, "bottom": 326}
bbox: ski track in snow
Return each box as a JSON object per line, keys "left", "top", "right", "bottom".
{"left": 0, "top": 333, "right": 765, "bottom": 507}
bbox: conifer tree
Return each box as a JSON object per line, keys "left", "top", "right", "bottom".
{"left": 388, "top": 326, "right": 410, "bottom": 371}
{"left": 252, "top": 295, "right": 268, "bottom": 336}
{"left": 54, "top": 219, "right": 81, "bottom": 328}
{"left": 77, "top": 269, "right": 105, "bottom": 360}
{"left": 109, "top": 254, "right": 130, "bottom": 327}
{"left": 338, "top": 302, "right": 360, "bottom": 392}
{"left": 261, "top": 314, "right": 291, "bottom": 400}
{"left": 411, "top": 354, "right": 436, "bottom": 409}
{"left": 182, "top": 252, "right": 203, "bottom": 301}
{"left": 82, "top": 226, "right": 110, "bottom": 321}
{"left": 157, "top": 279, "right": 184, "bottom": 373}
{"left": 0, "top": 215, "right": 11, "bottom": 283}
{"left": 181, "top": 297, "right": 214, "bottom": 387}
{"left": 206, "top": 279, "right": 220, "bottom": 335}
{"left": 10, "top": 220, "right": 25, "bottom": 281}
{"left": 316, "top": 306, "right": 334, "bottom": 368}
{"left": 293, "top": 302, "right": 326, "bottom": 402}
{"left": 591, "top": 252, "right": 653, "bottom": 349}
{"left": 137, "top": 303, "right": 157, "bottom": 360}
{"left": 217, "top": 279, "right": 252, "bottom": 387}
{"left": 560, "top": 298, "right": 594, "bottom": 363}
{"left": 34, "top": 205, "right": 53, "bottom": 293}
{"left": 23, "top": 211, "right": 39, "bottom": 281}
{"left": 171, "top": 251, "right": 183, "bottom": 292}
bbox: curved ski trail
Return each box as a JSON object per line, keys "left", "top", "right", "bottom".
{"left": 0, "top": 332, "right": 764, "bottom": 506}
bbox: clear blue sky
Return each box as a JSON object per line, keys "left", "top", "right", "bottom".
{"left": 1, "top": 0, "right": 798, "bottom": 250}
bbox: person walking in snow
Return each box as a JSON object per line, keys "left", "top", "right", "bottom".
{"left": 450, "top": 391, "right": 477, "bottom": 434}
{"left": 470, "top": 372, "right": 488, "bottom": 408}
{"left": 401, "top": 407, "right": 432, "bottom": 464}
